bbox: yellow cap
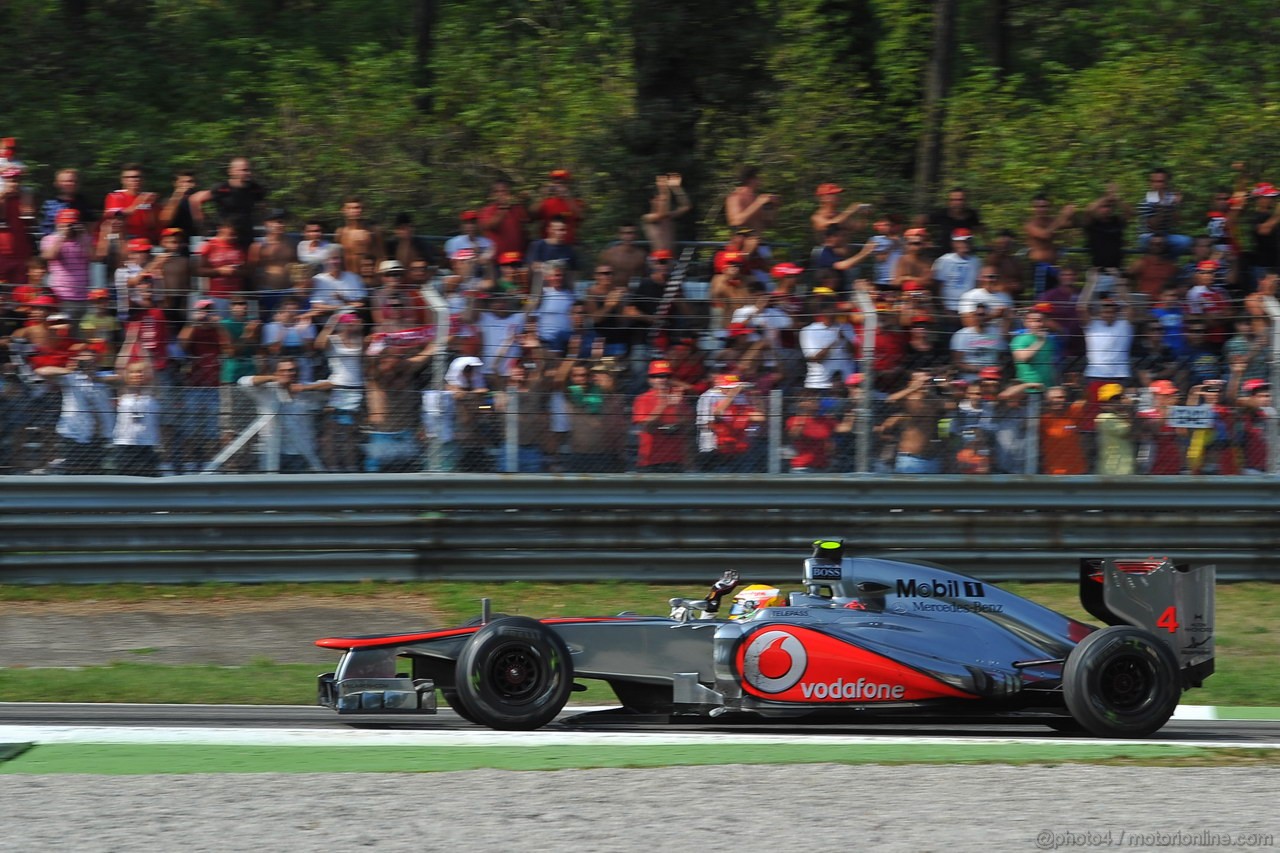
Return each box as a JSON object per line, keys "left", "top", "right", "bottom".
{"left": 1098, "top": 383, "right": 1124, "bottom": 402}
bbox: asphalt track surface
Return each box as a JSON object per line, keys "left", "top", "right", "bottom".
{"left": 3, "top": 703, "right": 1278, "bottom": 744}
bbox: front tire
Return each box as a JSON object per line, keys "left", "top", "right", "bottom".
{"left": 453, "top": 617, "right": 573, "bottom": 731}
{"left": 1062, "top": 626, "right": 1180, "bottom": 738}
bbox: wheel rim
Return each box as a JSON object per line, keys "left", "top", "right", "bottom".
{"left": 485, "top": 643, "right": 546, "bottom": 704}
{"left": 1097, "top": 652, "right": 1154, "bottom": 712}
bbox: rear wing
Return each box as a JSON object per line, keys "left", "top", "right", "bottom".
{"left": 1079, "top": 558, "right": 1214, "bottom": 687}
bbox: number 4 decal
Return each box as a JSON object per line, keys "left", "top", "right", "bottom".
{"left": 1156, "top": 606, "right": 1179, "bottom": 633}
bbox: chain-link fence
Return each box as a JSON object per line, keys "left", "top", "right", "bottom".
{"left": 1, "top": 372, "right": 1273, "bottom": 477}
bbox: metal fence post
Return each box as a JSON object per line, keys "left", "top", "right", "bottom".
{"left": 420, "top": 282, "right": 451, "bottom": 473}
{"left": 854, "top": 290, "right": 877, "bottom": 474}
{"left": 1025, "top": 393, "right": 1041, "bottom": 475}
{"left": 1264, "top": 296, "right": 1280, "bottom": 475}
{"left": 768, "top": 389, "right": 783, "bottom": 474}
{"left": 505, "top": 388, "right": 520, "bottom": 474}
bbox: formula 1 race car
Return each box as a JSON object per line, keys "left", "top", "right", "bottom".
{"left": 316, "top": 540, "right": 1215, "bottom": 738}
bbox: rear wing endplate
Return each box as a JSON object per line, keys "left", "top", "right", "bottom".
{"left": 1079, "top": 558, "right": 1214, "bottom": 687}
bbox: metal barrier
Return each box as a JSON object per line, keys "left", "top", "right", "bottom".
{"left": 1, "top": 475, "right": 1277, "bottom": 584}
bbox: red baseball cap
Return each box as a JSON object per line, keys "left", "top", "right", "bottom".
{"left": 127, "top": 238, "right": 152, "bottom": 253}
{"left": 1253, "top": 183, "right": 1280, "bottom": 198}
{"left": 549, "top": 169, "right": 572, "bottom": 181}
{"left": 902, "top": 279, "right": 924, "bottom": 293}
{"left": 162, "top": 227, "right": 184, "bottom": 237}
{"left": 1207, "top": 211, "right": 1226, "bottom": 220}
{"left": 648, "top": 360, "right": 672, "bottom": 376}
{"left": 33, "top": 295, "right": 58, "bottom": 306}
{"left": 1244, "top": 379, "right": 1270, "bottom": 394}
{"left": 1150, "top": 379, "right": 1178, "bottom": 396}
{"left": 909, "top": 314, "right": 932, "bottom": 325}
{"left": 650, "top": 249, "right": 673, "bottom": 261}
{"left": 1033, "top": 301, "right": 1054, "bottom": 313}
{"left": 88, "top": 289, "right": 110, "bottom": 300}
{"left": 1196, "top": 260, "right": 1219, "bottom": 272}
{"left": 979, "top": 366, "right": 1002, "bottom": 381}
{"left": 771, "top": 262, "right": 803, "bottom": 277}
{"left": 499, "top": 251, "right": 523, "bottom": 265}
{"left": 816, "top": 182, "right": 843, "bottom": 196}
{"left": 460, "top": 210, "right": 479, "bottom": 221}
{"left": 951, "top": 228, "right": 973, "bottom": 240}
{"left": 55, "top": 208, "right": 79, "bottom": 225}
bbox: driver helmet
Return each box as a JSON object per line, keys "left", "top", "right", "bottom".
{"left": 729, "top": 585, "right": 786, "bottom": 620}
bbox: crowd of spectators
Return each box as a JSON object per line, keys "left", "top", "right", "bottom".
{"left": 0, "top": 141, "right": 1275, "bottom": 475}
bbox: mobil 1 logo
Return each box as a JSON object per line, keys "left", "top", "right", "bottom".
{"left": 896, "top": 579, "right": 986, "bottom": 598}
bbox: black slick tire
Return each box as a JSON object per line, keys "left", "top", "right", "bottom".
{"left": 453, "top": 616, "right": 573, "bottom": 731}
{"left": 1062, "top": 625, "right": 1181, "bottom": 738}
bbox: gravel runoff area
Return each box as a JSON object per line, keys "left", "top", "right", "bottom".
{"left": 5, "top": 765, "right": 1278, "bottom": 853}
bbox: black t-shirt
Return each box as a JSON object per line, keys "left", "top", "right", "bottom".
{"left": 210, "top": 180, "right": 267, "bottom": 249}
{"left": 169, "top": 190, "right": 200, "bottom": 252}
{"left": 1083, "top": 213, "right": 1127, "bottom": 269}
{"left": 1251, "top": 213, "right": 1279, "bottom": 268}
{"left": 929, "top": 208, "right": 983, "bottom": 245}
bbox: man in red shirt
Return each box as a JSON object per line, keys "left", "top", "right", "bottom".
{"left": 197, "top": 218, "right": 248, "bottom": 302}
{"left": 531, "top": 169, "right": 585, "bottom": 243}
{"left": 103, "top": 163, "right": 159, "bottom": 243}
{"left": 480, "top": 179, "right": 530, "bottom": 257}
{"left": 632, "top": 359, "right": 691, "bottom": 472}
{"left": 0, "top": 166, "right": 34, "bottom": 283}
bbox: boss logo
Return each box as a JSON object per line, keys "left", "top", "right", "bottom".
{"left": 810, "top": 565, "right": 843, "bottom": 580}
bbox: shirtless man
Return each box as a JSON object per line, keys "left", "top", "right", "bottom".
{"left": 249, "top": 209, "right": 296, "bottom": 296}
{"left": 334, "top": 196, "right": 382, "bottom": 275}
{"left": 597, "top": 223, "right": 648, "bottom": 288}
{"left": 810, "top": 183, "right": 870, "bottom": 244}
{"left": 1024, "top": 195, "right": 1076, "bottom": 295}
{"left": 892, "top": 228, "right": 933, "bottom": 286}
{"left": 877, "top": 370, "right": 944, "bottom": 473}
{"left": 364, "top": 343, "right": 435, "bottom": 473}
{"left": 710, "top": 253, "right": 753, "bottom": 331}
{"left": 725, "top": 166, "right": 779, "bottom": 239}
{"left": 642, "top": 173, "right": 691, "bottom": 253}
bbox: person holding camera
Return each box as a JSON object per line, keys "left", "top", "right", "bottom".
{"left": 40, "top": 208, "right": 93, "bottom": 323}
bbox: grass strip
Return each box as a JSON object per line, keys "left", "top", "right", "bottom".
{"left": 0, "top": 742, "right": 1248, "bottom": 775}
{"left": 1217, "top": 706, "right": 1280, "bottom": 721}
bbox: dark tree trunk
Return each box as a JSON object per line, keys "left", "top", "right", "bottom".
{"left": 913, "top": 0, "right": 957, "bottom": 212}
{"left": 986, "top": 0, "right": 1011, "bottom": 79}
{"left": 412, "top": 0, "right": 438, "bottom": 112}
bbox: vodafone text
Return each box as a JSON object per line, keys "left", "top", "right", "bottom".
{"left": 799, "top": 678, "right": 906, "bottom": 700}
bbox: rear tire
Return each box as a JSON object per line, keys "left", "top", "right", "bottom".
{"left": 453, "top": 617, "right": 573, "bottom": 731}
{"left": 1063, "top": 626, "right": 1180, "bottom": 738}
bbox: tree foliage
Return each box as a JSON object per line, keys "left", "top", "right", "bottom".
{"left": 2, "top": 0, "right": 1278, "bottom": 249}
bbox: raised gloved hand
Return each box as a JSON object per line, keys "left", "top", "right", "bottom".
{"left": 704, "top": 570, "right": 740, "bottom": 613}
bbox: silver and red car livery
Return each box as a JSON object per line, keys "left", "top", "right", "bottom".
{"left": 316, "top": 539, "right": 1213, "bottom": 738}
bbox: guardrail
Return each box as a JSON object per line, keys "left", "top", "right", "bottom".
{"left": 2, "top": 475, "right": 1277, "bottom": 584}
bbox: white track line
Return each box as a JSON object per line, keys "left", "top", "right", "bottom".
{"left": 3, "top": 724, "right": 1277, "bottom": 750}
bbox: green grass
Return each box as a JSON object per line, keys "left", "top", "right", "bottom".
{"left": 0, "top": 581, "right": 1276, "bottom": 706}
{"left": 7, "top": 743, "right": 1268, "bottom": 775}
